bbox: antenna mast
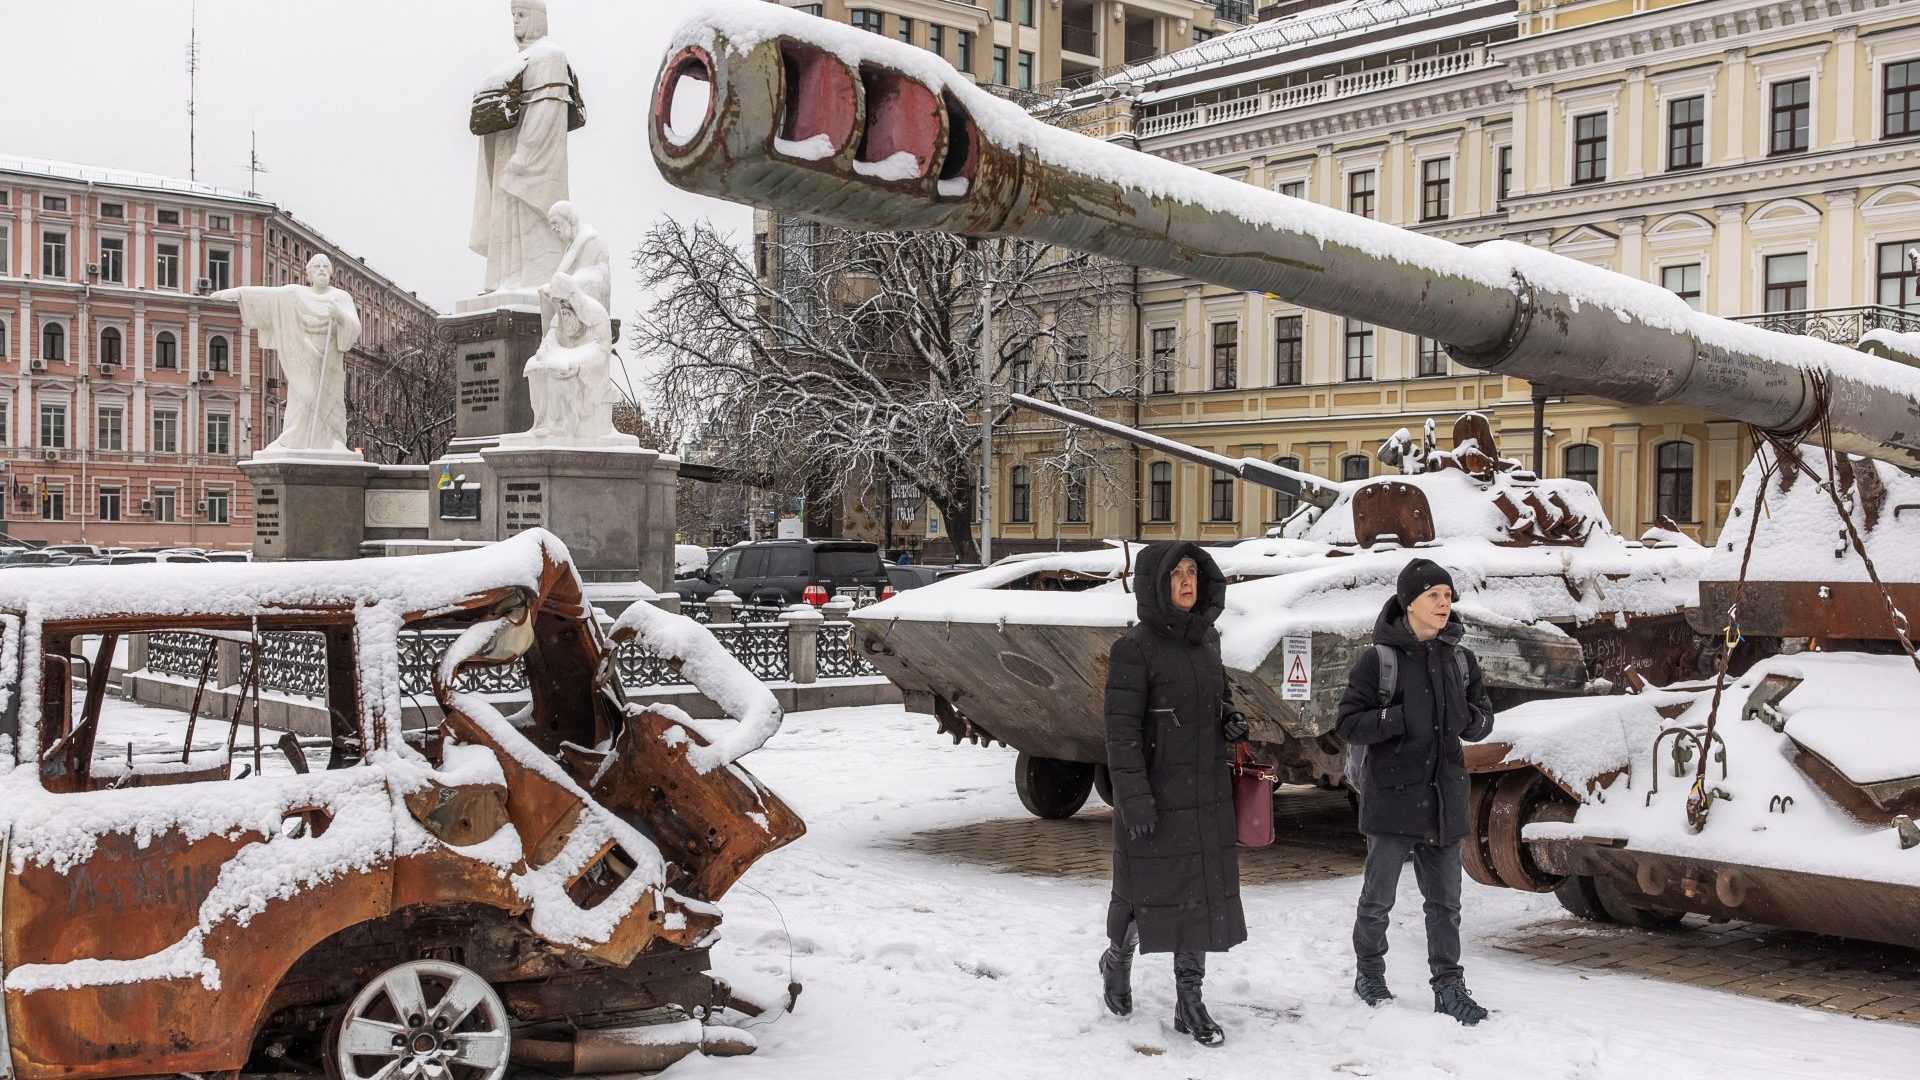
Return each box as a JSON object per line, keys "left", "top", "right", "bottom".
{"left": 247, "top": 124, "right": 270, "bottom": 197}
{"left": 187, "top": 0, "right": 200, "bottom": 180}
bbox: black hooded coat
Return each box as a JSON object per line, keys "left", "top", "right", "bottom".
{"left": 1102, "top": 542, "right": 1248, "bottom": 955}
{"left": 1334, "top": 596, "right": 1497, "bottom": 844}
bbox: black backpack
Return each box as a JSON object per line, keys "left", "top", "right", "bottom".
{"left": 1348, "top": 643, "right": 1469, "bottom": 794}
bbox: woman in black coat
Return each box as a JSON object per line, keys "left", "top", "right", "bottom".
{"left": 1099, "top": 541, "right": 1247, "bottom": 1046}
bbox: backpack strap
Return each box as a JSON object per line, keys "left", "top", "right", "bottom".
{"left": 1453, "top": 647, "right": 1470, "bottom": 687}
{"left": 1373, "top": 643, "right": 1397, "bottom": 707}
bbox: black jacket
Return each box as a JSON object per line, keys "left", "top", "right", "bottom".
{"left": 1334, "top": 597, "right": 1496, "bottom": 844}
{"left": 1102, "top": 541, "right": 1247, "bottom": 954}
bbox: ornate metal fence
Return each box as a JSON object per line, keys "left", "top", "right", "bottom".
{"left": 1729, "top": 305, "right": 1920, "bottom": 344}
{"left": 817, "top": 621, "right": 880, "bottom": 679}
{"left": 146, "top": 631, "right": 214, "bottom": 680}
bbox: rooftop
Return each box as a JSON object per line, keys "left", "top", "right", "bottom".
{"left": 0, "top": 155, "right": 272, "bottom": 207}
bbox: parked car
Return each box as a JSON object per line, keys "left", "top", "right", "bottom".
{"left": 674, "top": 543, "right": 710, "bottom": 578}
{"left": 675, "top": 538, "right": 889, "bottom": 606}
{"left": 41, "top": 543, "right": 100, "bottom": 558}
{"left": 105, "top": 552, "right": 212, "bottom": 565}
{"left": 0, "top": 551, "right": 59, "bottom": 569}
{"left": 204, "top": 551, "right": 255, "bottom": 563}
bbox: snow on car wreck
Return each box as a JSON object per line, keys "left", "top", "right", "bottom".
{"left": 0, "top": 528, "right": 803, "bottom": 1079}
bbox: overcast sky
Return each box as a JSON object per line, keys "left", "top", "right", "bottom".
{"left": 7, "top": 0, "right": 753, "bottom": 319}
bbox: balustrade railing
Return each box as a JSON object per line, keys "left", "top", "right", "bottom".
{"left": 1137, "top": 45, "right": 1493, "bottom": 139}
{"left": 1728, "top": 305, "right": 1920, "bottom": 344}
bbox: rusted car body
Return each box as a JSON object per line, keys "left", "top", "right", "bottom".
{"left": 0, "top": 529, "right": 801, "bottom": 1079}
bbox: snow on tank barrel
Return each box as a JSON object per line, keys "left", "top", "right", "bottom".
{"left": 651, "top": 3, "right": 1920, "bottom": 471}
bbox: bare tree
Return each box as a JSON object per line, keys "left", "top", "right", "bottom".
{"left": 346, "top": 317, "right": 458, "bottom": 465}
{"left": 633, "top": 218, "right": 1134, "bottom": 562}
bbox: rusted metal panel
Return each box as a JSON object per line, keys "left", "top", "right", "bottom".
{"left": 1695, "top": 580, "right": 1920, "bottom": 640}
{"left": 1, "top": 827, "right": 14, "bottom": 1080}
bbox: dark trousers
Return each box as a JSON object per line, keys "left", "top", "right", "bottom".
{"left": 1353, "top": 833, "right": 1464, "bottom": 988}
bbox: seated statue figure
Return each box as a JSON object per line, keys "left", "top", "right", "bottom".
{"left": 501, "top": 270, "right": 637, "bottom": 448}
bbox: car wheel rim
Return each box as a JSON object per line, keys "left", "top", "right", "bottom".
{"left": 333, "top": 959, "right": 511, "bottom": 1080}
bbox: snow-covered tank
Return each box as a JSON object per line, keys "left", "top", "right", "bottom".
{"left": 647, "top": 5, "right": 1920, "bottom": 943}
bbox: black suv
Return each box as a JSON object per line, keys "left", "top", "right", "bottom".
{"left": 673, "top": 539, "right": 889, "bottom": 606}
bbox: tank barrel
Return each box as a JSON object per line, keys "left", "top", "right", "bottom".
{"left": 652, "top": 6, "right": 1920, "bottom": 469}
{"left": 1009, "top": 393, "right": 1343, "bottom": 507}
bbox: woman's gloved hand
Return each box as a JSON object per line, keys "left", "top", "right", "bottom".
{"left": 1127, "top": 801, "right": 1158, "bottom": 840}
{"left": 1222, "top": 710, "right": 1250, "bottom": 744}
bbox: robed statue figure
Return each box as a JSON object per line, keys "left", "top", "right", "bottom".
{"left": 213, "top": 253, "right": 360, "bottom": 457}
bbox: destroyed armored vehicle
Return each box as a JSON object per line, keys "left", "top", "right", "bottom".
{"left": 646, "top": 3, "right": 1920, "bottom": 946}
{"left": 0, "top": 529, "right": 802, "bottom": 1079}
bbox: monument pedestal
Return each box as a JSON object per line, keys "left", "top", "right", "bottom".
{"left": 239, "top": 456, "right": 383, "bottom": 560}
{"left": 427, "top": 445, "right": 677, "bottom": 587}
{"left": 437, "top": 307, "right": 544, "bottom": 453}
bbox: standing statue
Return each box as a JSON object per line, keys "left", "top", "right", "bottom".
{"left": 498, "top": 270, "right": 636, "bottom": 448}
{"left": 469, "top": 0, "right": 585, "bottom": 305}
{"left": 213, "top": 253, "right": 360, "bottom": 457}
{"left": 539, "top": 200, "right": 610, "bottom": 330}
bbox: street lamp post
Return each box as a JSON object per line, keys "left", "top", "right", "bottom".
{"left": 978, "top": 243, "right": 993, "bottom": 566}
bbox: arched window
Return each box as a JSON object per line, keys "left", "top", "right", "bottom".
{"left": 1064, "top": 467, "right": 1088, "bottom": 523}
{"left": 1655, "top": 441, "right": 1694, "bottom": 523}
{"left": 99, "top": 327, "right": 123, "bottom": 366}
{"left": 154, "top": 331, "right": 178, "bottom": 369}
{"left": 1563, "top": 443, "right": 1599, "bottom": 494}
{"left": 1008, "top": 465, "right": 1031, "bottom": 523}
{"left": 1342, "top": 453, "right": 1371, "bottom": 481}
{"left": 41, "top": 321, "right": 65, "bottom": 362}
{"left": 206, "top": 334, "right": 230, "bottom": 373}
{"left": 1149, "top": 461, "right": 1172, "bottom": 522}
{"left": 1273, "top": 455, "right": 1301, "bottom": 520}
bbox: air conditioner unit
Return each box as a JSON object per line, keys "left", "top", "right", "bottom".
{"left": 86, "top": 263, "right": 99, "bottom": 278}
{"left": 43, "top": 449, "right": 59, "bottom": 463}
{"left": 196, "top": 277, "right": 212, "bottom": 294}
{"left": 98, "top": 363, "right": 119, "bottom": 378}
{"left": 140, "top": 499, "right": 153, "bottom": 513}
{"left": 195, "top": 501, "right": 208, "bottom": 514}
{"left": 266, "top": 376, "right": 281, "bottom": 390}
{"left": 197, "top": 370, "right": 213, "bottom": 383}
{"left": 30, "top": 358, "right": 46, "bottom": 373}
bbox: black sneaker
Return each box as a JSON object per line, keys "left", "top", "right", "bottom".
{"left": 1433, "top": 980, "right": 1489, "bottom": 1025}
{"left": 1353, "top": 972, "right": 1393, "bottom": 1007}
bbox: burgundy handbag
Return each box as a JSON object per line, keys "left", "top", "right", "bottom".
{"left": 1231, "top": 745, "right": 1276, "bottom": 847}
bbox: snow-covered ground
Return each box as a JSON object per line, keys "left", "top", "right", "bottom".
{"left": 688, "top": 704, "right": 1918, "bottom": 1080}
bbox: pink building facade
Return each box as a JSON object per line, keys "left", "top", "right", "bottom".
{"left": 0, "top": 157, "right": 436, "bottom": 550}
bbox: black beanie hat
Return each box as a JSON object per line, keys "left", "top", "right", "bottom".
{"left": 1397, "top": 558, "right": 1456, "bottom": 609}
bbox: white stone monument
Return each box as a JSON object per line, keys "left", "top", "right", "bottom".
{"left": 462, "top": 0, "right": 584, "bottom": 312}
{"left": 213, "top": 253, "right": 361, "bottom": 461}
{"left": 497, "top": 270, "right": 637, "bottom": 449}
{"left": 540, "top": 200, "right": 610, "bottom": 330}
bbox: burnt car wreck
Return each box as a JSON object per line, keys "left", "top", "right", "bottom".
{"left": 0, "top": 529, "right": 802, "bottom": 1079}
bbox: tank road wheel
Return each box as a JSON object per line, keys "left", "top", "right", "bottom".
{"left": 327, "top": 960, "right": 512, "bottom": 1080}
{"left": 1093, "top": 765, "right": 1115, "bottom": 807}
{"left": 1015, "top": 752, "right": 1094, "bottom": 819}
{"left": 1591, "top": 876, "right": 1686, "bottom": 931}
{"left": 1486, "top": 770, "right": 1571, "bottom": 893}
{"left": 1552, "top": 875, "right": 1608, "bottom": 921}
{"left": 1461, "top": 774, "right": 1502, "bottom": 888}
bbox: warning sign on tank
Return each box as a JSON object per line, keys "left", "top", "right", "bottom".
{"left": 1281, "top": 634, "right": 1311, "bottom": 701}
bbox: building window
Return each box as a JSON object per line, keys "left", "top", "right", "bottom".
{"left": 1887, "top": 60, "right": 1920, "bottom": 138}
{"left": 98, "top": 485, "right": 122, "bottom": 522}
{"left": 157, "top": 208, "right": 181, "bottom": 225}
{"left": 1497, "top": 145, "right": 1513, "bottom": 203}
{"left": 100, "top": 326, "right": 123, "bottom": 365}
{"left": 1343, "top": 319, "right": 1374, "bottom": 381}
{"left": 41, "top": 484, "right": 64, "bottom": 522}
{"left": 1277, "top": 180, "right": 1305, "bottom": 200}
{"left": 207, "top": 334, "right": 231, "bottom": 372}
{"left": 1347, "top": 170, "right": 1376, "bottom": 218}
{"left": 1009, "top": 345, "right": 1032, "bottom": 394}
{"left": 99, "top": 201, "right": 124, "bottom": 219}
{"left": 0, "top": 321, "right": 7, "bottom": 357}
{"left": 208, "top": 213, "right": 230, "bottom": 231}
{"left": 993, "top": 46, "right": 1008, "bottom": 85}
{"left": 156, "top": 243, "right": 181, "bottom": 290}
{"left": 1655, "top": 441, "right": 1694, "bottom": 523}
{"left": 40, "top": 321, "right": 65, "bottom": 362}
{"left": 1210, "top": 321, "right": 1238, "bottom": 390}
{"left": 1150, "top": 327, "right": 1176, "bottom": 393}
{"left": 1271, "top": 456, "right": 1300, "bottom": 520}
{"left": 154, "top": 330, "right": 179, "bottom": 368}
{"left": 1063, "top": 334, "right": 1089, "bottom": 391}
{"left": 1573, "top": 113, "right": 1608, "bottom": 184}
{"left": 206, "top": 249, "right": 232, "bottom": 292}
{"left": 1207, "top": 473, "right": 1234, "bottom": 522}
{"left": 1416, "top": 336, "right": 1447, "bottom": 377}
{"left": 97, "top": 406, "right": 123, "bottom": 451}
{"left": 154, "top": 487, "right": 178, "bottom": 523}
{"left": 0, "top": 223, "right": 9, "bottom": 275}
{"left": 206, "top": 488, "right": 230, "bottom": 525}
{"left": 153, "top": 408, "right": 179, "bottom": 454}
{"left": 1667, "top": 96, "right": 1705, "bottom": 171}
{"left": 1420, "top": 159, "right": 1451, "bottom": 221}
{"left": 42, "top": 229, "right": 68, "bottom": 278}
{"left": 39, "top": 402, "right": 67, "bottom": 448}
{"left": 1663, "top": 264, "right": 1703, "bottom": 310}
{"left": 1877, "top": 241, "right": 1920, "bottom": 311}
{"left": 1563, "top": 443, "right": 1599, "bottom": 494}
{"left": 206, "top": 412, "right": 232, "bottom": 456}
{"left": 993, "top": 0, "right": 1009, "bottom": 16}
{"left": 1149, "top": 461, "right": 1173, "bottom": 521}
{"left": 928, "top": 23, "right": 944, "bottom": 57}
{"left": 99, "top": 236, "right": 124, "bottom": 283}
{"left": 893, "top": 15, "right": 912, "bottom": 41}
{"left": 1019, "top": 0, "right": 1035, "bottom": 26}
{"left": 41, "top": 194, "right": 67, "bottom": 212}
{"left": 1008, "top": 465, "right": 1031, "bottom": 522}
{"left": 1064, "top": 467, "right": 1087, "bottom": 523}
{"left": 957, "top": 30, "right": 974, "bottom": 72}
{"left": 795, "top": 2, "right": 822, "bottom": 13}
{"left": 1342, "top": 454, "right": 1371, "bottom": 482}
{"left": 1770, "top": 78, "right": 1810, "bottom": 155}
{"left": 1273, "top": 316, "right": 1303, "bottom": 385}
{"left": 849, "top": 8, "right": 882, "bottom": 33}
{"left": 1764, "top": 253, "right": 1808, "bottom": 313}
{"left": 1017, "top": 50, "right": 1033, "bottom": 90}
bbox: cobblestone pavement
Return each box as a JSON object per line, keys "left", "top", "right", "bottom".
{"left": 902, "top": 786, "right": 1920, "bottom": 1026}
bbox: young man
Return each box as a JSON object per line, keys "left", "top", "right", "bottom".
{"left": 1335, "top": 558, "right": 1497, "bottom": 1025}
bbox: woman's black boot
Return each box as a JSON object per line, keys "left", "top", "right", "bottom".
{"left": 1099, "top": 925, "right": 1138, "bottom": 1016}
{"left": 1172, "top": 951, "right": 1224, "bottom": 1046}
